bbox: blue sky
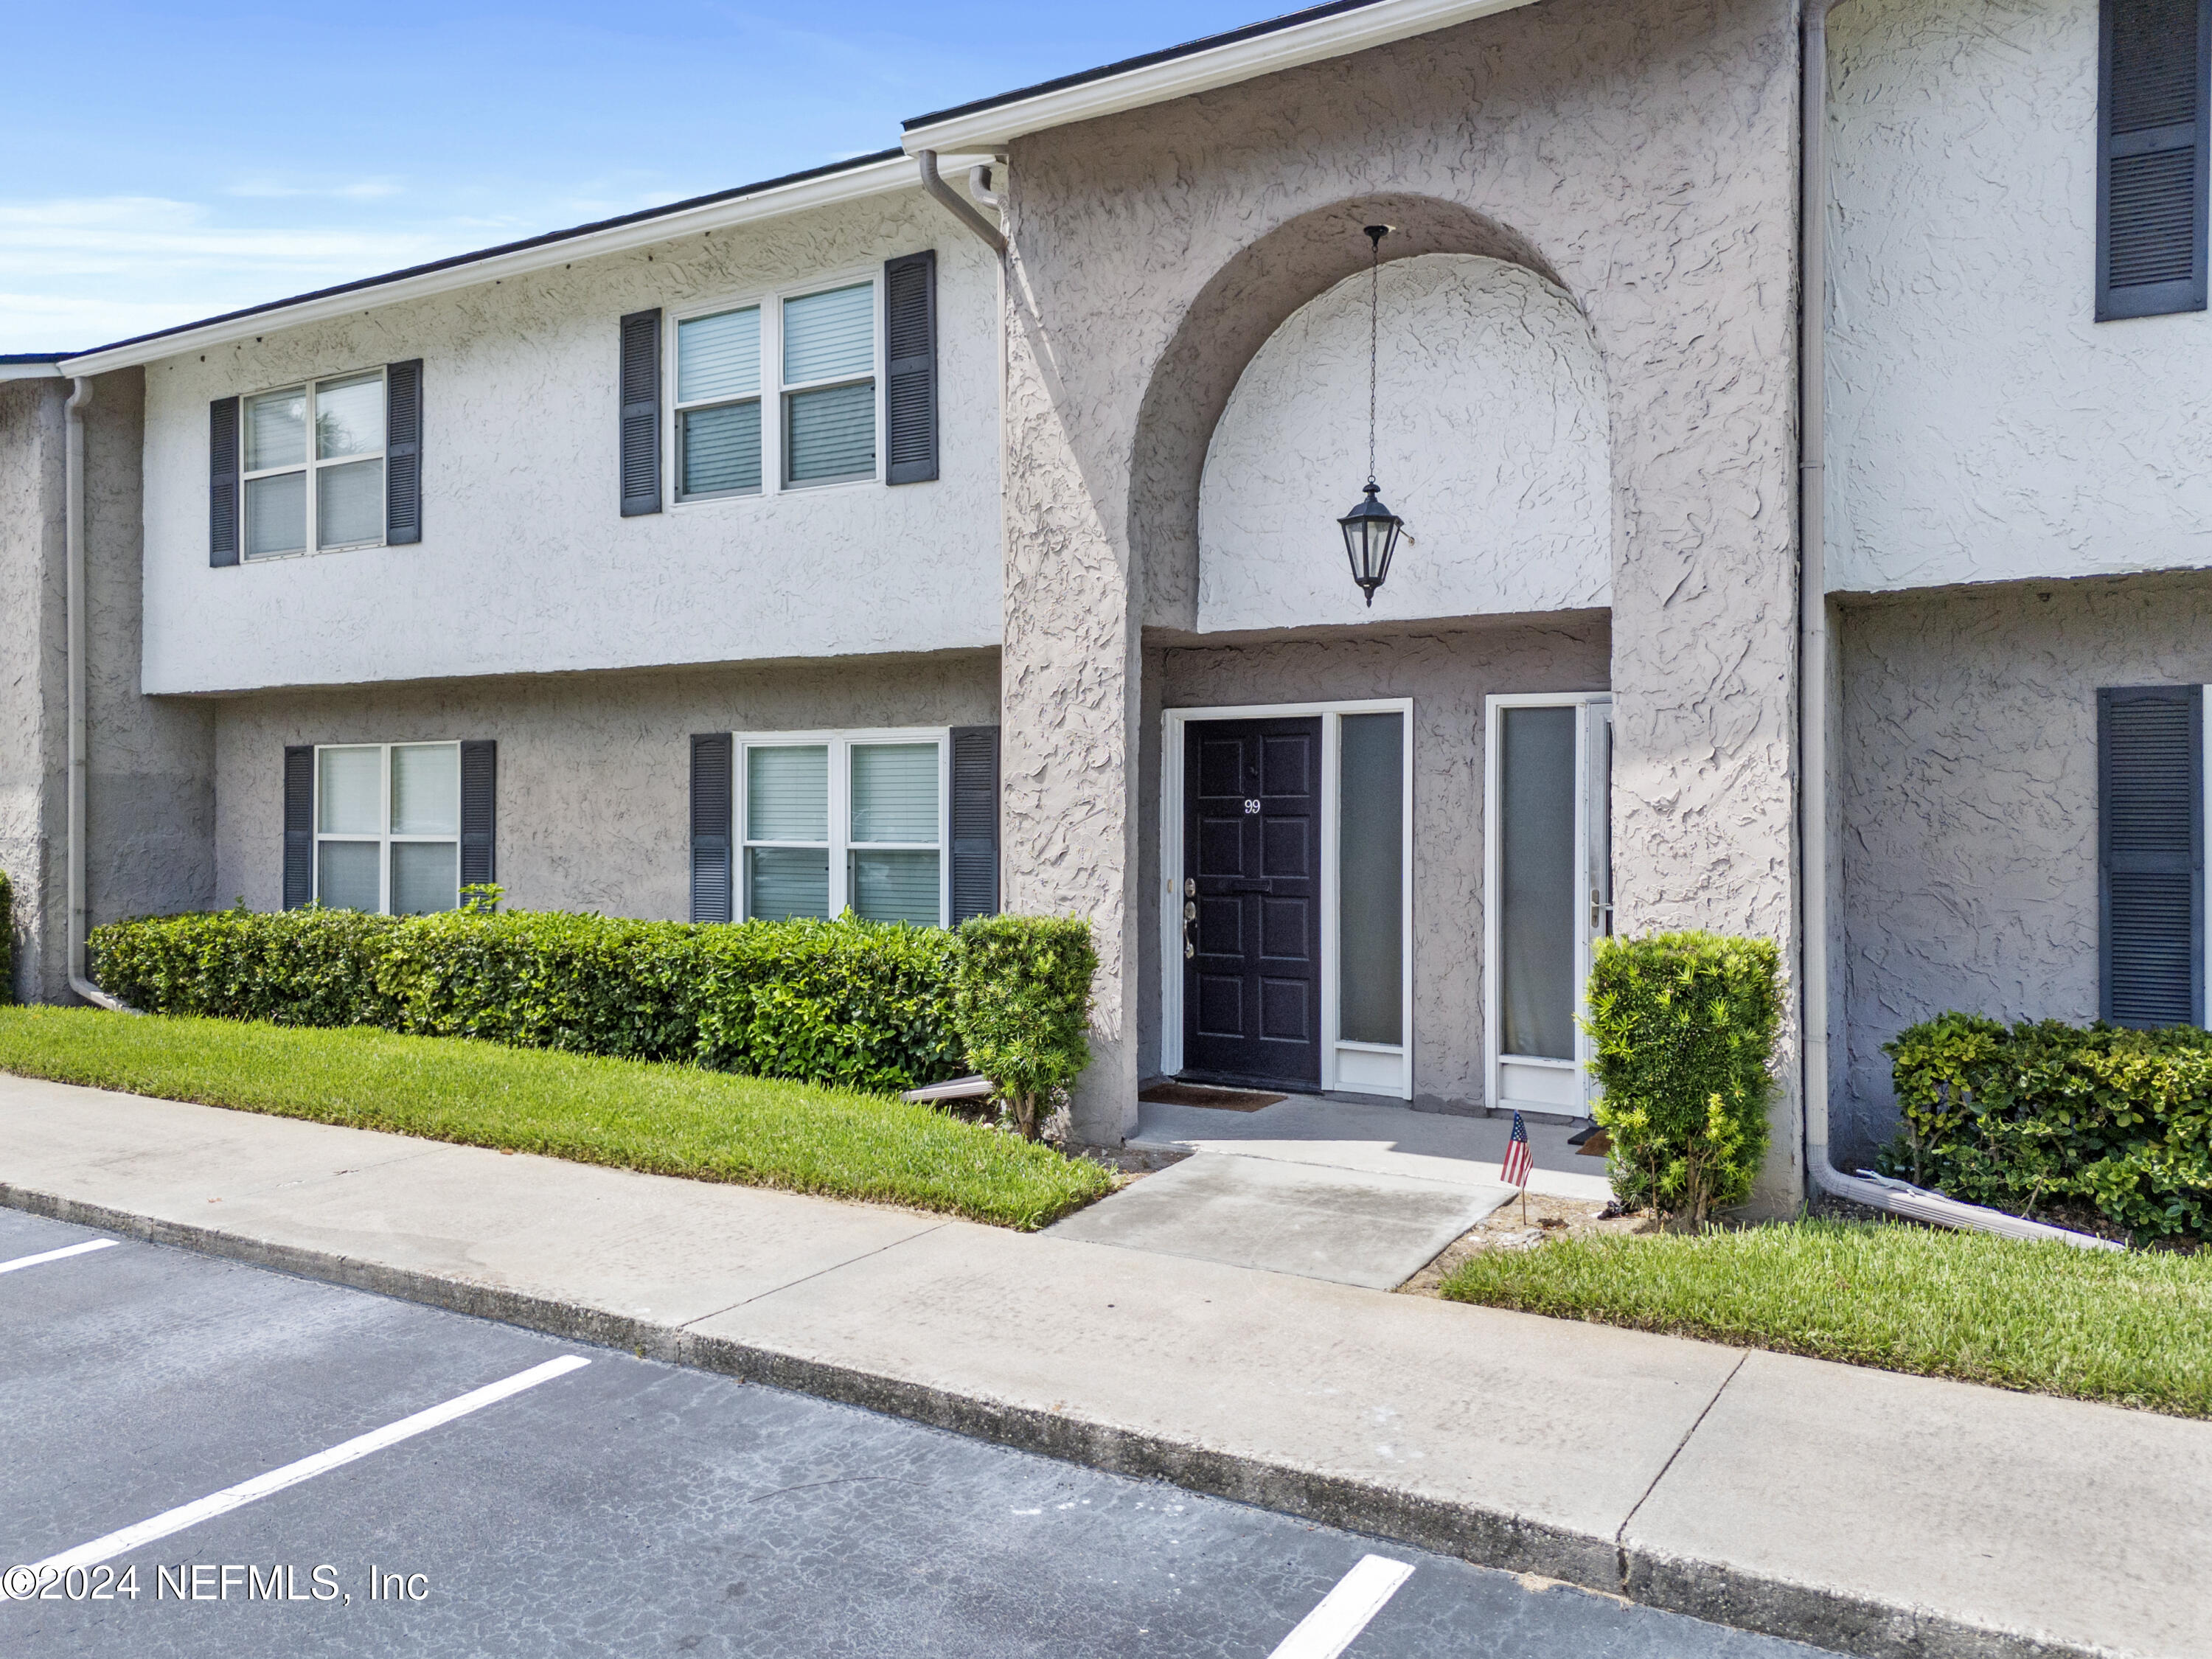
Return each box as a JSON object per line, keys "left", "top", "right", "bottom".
{"left": 1, "top": 1, "right": 1270, "bottom": 353}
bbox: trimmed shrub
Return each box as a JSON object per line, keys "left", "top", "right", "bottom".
{"left": 93, "top": 905, "right": 403, "bottom": 1029}
{"left": 950, "top": 914, "right": 1097, "bottom": 1139}
{"left": 1881, "top": 1013, "right": 2212, "bottom": 1243}
{"left": 1586, "top": 931, "right": 1784, "bottom": 1222}
{"left": 0, "top": 867, "right": 14, "bottom": 1004}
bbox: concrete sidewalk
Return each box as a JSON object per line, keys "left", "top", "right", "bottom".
{"left": 2, "top": 1074, "right": 2206, "bottom": 1659}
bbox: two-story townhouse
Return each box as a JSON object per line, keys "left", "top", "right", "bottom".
{"left": 5, "top": 0, "right": 2209, "bottom": 1216}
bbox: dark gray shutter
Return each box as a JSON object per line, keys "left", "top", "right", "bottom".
{"left": 619, "top": 309, "right": 663, "bottom": 515}
{"left": 210, "top": 397, "right": 240, "bottom": 567}
{"left": 2098, "top": 0, "right": 2211, "bottom": 319}
{"left": 2099, "top": 685, "right": 2204, "bottom": 1026}
{"left": 949, "top": 724, "right": 1000, "bottom": 923}
{"left": 459, "top": 740, "right": 496, "bottom": 889}
{"left": 691, "top": 733, "right": 734, "bottom": 923}
{"left": 283, "top": 746, "right": 314, "bottom": 909}
{"left": 884, "top": 251, "right": 939, "bottom": 485}
{"left": 386, "top": 358, "right": 423, "bottom": 545}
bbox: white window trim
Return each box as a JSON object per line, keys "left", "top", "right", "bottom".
{"left": 669, "top": 267, "right": 885, "bottom": 507}
{"left": 311, "top": 740, "right": 462, "bottom": 915}
{"left": 1158, "top": 699, "right": 1416, "bottom": 1100}
{"left": 735, "top": 727, "right": 951, "bottom": 925}
{"left": 241, "top": 369, "right": 387, "bottom": 560}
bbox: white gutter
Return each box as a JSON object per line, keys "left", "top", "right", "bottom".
{"left": 1796, "top": 2, "right": 2110, "bottom": 1251}
{"left": 63, "top": 377, "right": 129, "bottom": 1012}
{"left": 900, "top": 0, "right": 1539, "bottom": 153}
{"left": 1, "top": 361, "right": 67, "bottom": 382}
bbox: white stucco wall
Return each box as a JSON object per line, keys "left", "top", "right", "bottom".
{"left": 1826, "top": 0, "right": 2212, "bottom": 592}
{"left": 139, "top": 189, "right": 1001, "bottom": 695}
{"left": 1196, "top": 254, "right": 1610, "bottom": 633}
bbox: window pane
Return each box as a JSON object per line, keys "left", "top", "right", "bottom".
{"left": 317, "top": 840, "right": 380, "bottom": 911}
{"left": 392, "top": 841, "right": 459, "bottom": 915}
{"left": 785, "top": 382, "right": 875, "bottom": 484}
{"left": 746, "top": 745, "right": 828, "bottom": 842}
{"left": 317, "top": 457, "right": 384, "bottom": 548}
{"left": 748, "top": 846, "right": 830, "bottom": 922}
{"left": 245, "top": 386, "right": 306, "bottom": 470}
{"left": 1499, "top": 706, "right": 1577, "bottom": 1060}
{"left": 782, "top": 283, "right": 873, "bottom": 384}
{"left": 850, "top": 742, "right": 937, "bottom": 844}
{"left": 681, "top": 402, "right": 762, "bottom": 498}
{"left": 678, "top": 307, "right": 760, "bottom": 403}
{"left": 244, "top": 471, "right": 306, "bottom": 558}
{"left": 1339, "top": 713, "right": 1404, "bottom": 1045}
{"left": 391, "top": 742, "right": 460, "bottom": 835}
{"left": 315, "top": 372, "right": 384, "bottom": 459}
{"left": 318, "top": 746, "right": 383, "bottom": 835}
{"left": 851, "top": 849, "right": 939, "bottom": 927}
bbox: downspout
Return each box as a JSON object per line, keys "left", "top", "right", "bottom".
{"left": 1798, "top": 5, "right": 2107, "bottom": 1248}
{"left": 63, "top": 375, "right": 129, "bottom": 1013}
{"left": 917, "top": 150, "right": 1006, "bottom": 255}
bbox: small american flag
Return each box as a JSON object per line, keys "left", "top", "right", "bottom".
{"left": 1500, "top": 1111, "right": 1533, "bottom": 1189}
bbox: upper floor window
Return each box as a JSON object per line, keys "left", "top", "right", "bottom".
{"left": 739, "top": 728, "right": 945, "bottom": 925}
{"left": 314, "top": 741, "right": 460, "bottom": 914}
{"left": 243, "top": 372, "right": 386, "bottom": 558}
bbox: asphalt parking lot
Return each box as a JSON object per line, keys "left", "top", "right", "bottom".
{"left": 1, "top": 1208, "right": 1826, "bottom": 1658}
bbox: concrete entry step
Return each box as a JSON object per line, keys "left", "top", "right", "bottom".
{"left": 1045, "top": 1152, "right": 1510, "bottom": 1290}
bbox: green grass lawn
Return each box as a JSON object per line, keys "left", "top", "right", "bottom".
{"left": 1441, "top": 1220, "right": 2212, "bottom": 1418}
{"left": 0, "top": 1006, "right": 1113, "bottom": 1231}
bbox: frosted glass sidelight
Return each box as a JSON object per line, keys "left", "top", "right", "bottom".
{"left": 849, "top": 743, "right": 937, "bottom": 844}
{"left": 746, "top": 745, "right": 828, "bottom": 842}
{"left": 245, "top": 386, "right": 306, "bottom": 470}
{"left": 681, "top": 401, "right": 762, "bottom": 497}
{"left": 785, "top": 382, "right": 874, "bottom": 483}
{"left": 390, "top": 742, "right": 459, "bottom": 835}
{"left": 317, "top": 841, "right": 380, "bottom": 911}
{"left": 678, "top": 307, "right": 761, "bottom": 403}
{"left": 1499, "top": 706, "right": 1577, "bottom": 1060}
{"left": 391, "top": 841, "right": 459, "bottom": 915}
{"left": 1338, "top": 713, "right": 1404, "bottom": 1046}
{"left": 318, "top": 747, "right": 383, "bottom": 835}
{"left": 851, "top": 849, "right": 939, "bottom": 926}
{"left": 748, "top": 847, "right": 830, "bottom": 921}
{"left": 782, "top": 284, "right": 872, "bottom": 383}
{"left": 314, "top": 372, "right": 384, "bottom": 459}
{"left": 316, "top": 457, "right": 384, "bottom": 548}
{"left": 245, "top": 472, "right": 307, "bottom": 558}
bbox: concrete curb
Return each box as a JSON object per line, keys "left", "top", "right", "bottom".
{"left": 1, "top": 1180, "right": 2119, "bottom": 1659}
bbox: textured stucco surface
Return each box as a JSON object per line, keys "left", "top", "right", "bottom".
{"left": 1139, "top": 618, "right": 1613, "bottom": 1112}
{"left": 138, "top": 189, "right": 1001, "bottom": 695}
{"left": 1197, "top": 254, "right": 1609, "bottom": 633}
{"left": 0, "top": 380, "right": 66, "bottom": 1001}
{"left": 1001, "top": 0, "right": 1804, "bottom": 1186}
{"left": 1826, "top": 0, "right": 2212, "bottom": 591}
{"left": 1837, "top": 574, "right": 2212, "bottom": 1161}
{"left": 212, "top": 651, "right": 998, "bottom": 920}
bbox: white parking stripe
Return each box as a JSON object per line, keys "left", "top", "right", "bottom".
{"left": 28, "top": 1355, "right": 590, "bottom": 1575}
{"left": 0, "top": 1239, "right": 120, "bottom": 1275}
{"left": 1267, "top": 1554, "right": 1416, "bottom": 1659}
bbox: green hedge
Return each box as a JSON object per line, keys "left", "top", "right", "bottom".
{"left": 1881, "top": 1013, "right": 2212, "bottom": 1243}
{"left": 950, "top": 914, "right": 1096, "bottom": 1138}
{"left": 1586, "top": 931, "right": 1783, "bottom": 1221}
{"left": 88, "top": 905, "right": 1075, "bottom": 1097}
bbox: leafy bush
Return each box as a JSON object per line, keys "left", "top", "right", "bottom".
{"left": 1881, "top": 1013, "right": 2212, "bottom": 1243}
{"left": 94, "top": 904, "right": 403, "bottom": 1029}
{"left": 950, "top": 914, "right": 1097, "bottom": 1139}
{"left": 1585, "top": 931, "right": 1783, "bottom": 1222}
{"left": 0, "top": 867, "right": 14, "bottom": 1004}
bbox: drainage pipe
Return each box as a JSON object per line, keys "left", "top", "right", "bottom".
{"left": 917, "top": 150, "right": 1006, "bottom": 256}
{"left": 63, "top": 375, "right": 129, "bottom": 1014}
{"left": 1796, "top": 4, "right": 2108, "bottom": 1249}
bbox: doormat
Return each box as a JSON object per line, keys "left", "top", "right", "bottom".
{"left": 1139, "top": 1082, "right": 1287, "bottom": 1111}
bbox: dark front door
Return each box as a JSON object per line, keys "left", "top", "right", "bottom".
{"left": 1182, "top": 717, "right": 1323, "bottom": 1089}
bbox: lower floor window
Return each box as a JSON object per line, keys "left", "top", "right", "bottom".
{"left": 741, "top": 730, "right": 947, "bottom": 926}
{"left": 315, "top": 742, "right": 461, "bottom": 914}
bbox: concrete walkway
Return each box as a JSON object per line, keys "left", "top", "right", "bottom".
{"left": 3, "top": 1072, "right": 2208, "bottom": 1659}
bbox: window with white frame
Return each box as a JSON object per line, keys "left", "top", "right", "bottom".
{"left": 314, "top": 742, "right": 461, "bottom": 915}
{"left": 243, "top": 372, "right": 386, "bottom": 558}
{"left": 673, "top": 278, "right": 877, "bottom": 501}
{"left": 740, "top": 731, "right": 945, "bottom": 925}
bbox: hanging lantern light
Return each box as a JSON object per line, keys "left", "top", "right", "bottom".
{"left": 1338, "top": 223, "right": 1402, "bottom": 607}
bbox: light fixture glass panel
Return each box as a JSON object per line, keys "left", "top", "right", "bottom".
{"left": 785, "top": 381, "right": 875, "bottom": 484}
{"left": 849, "top": 742, "right": 937, "bottom": 844}
{"left": 316, "top": 457, "right": 384, "bottom": 547}
{"left": 317, "top": 746, "right": 383, "bottom": 835}
{"left": 677, "top": 307, "right": 761, "bottom": 403}
{"left": 850, "top": 849, "right": 939, "bottom": 927}
{"left": 314, "top": 372, "right": 385, "bottom": 459}
{"left": 316, "top": 840, "right": 380, "bottom": 911}
{"left": 390, "top": 742, "right": 460, "bottom": 835}
{"left": 1499, "top": 706, "right": 1578, "bottom": 1060}
{"left": 1338, "top": 712, "right": 1404, "bottom": 1045}
{"left": 747, "top": 846, "right": 830, "bottom": 921}
{"left": 392, "top": 841, "right": 459, "bottom": 915}
{"left": 244, "top": 471, "right": 306, "bottom": 558}
{"left": 680, "top": 401, "right": 762, "bottom": 497}
{"left": 245, "top": 386, "right": 307, "bottom": 470}
{"left": 745, "top": 745, "right": 828, "bottom": 842}
{"left": 782, "top": 283, "right": 872, "bottom": 383}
